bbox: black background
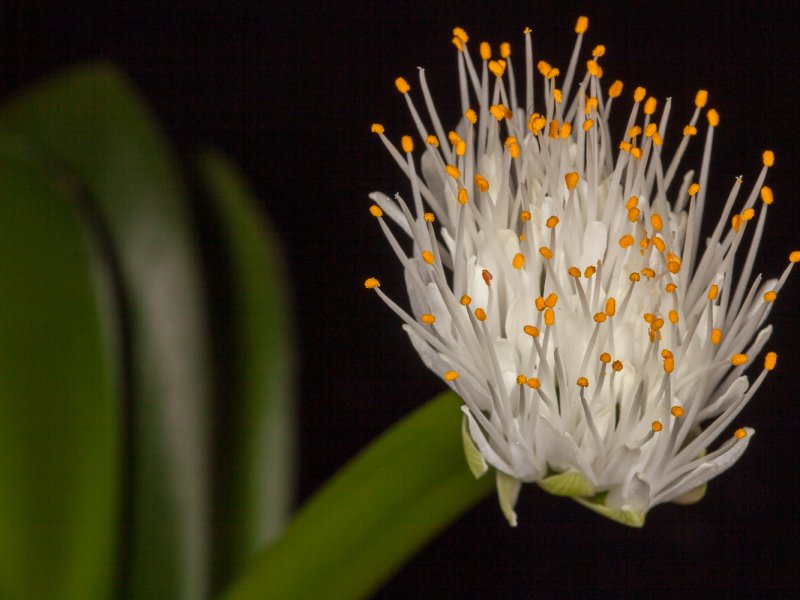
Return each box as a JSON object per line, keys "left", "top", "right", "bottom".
{"left": 2, "top": 2, "right": 799, "bottom": 597}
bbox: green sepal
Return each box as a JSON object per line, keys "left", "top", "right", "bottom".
{"left": 538, "top": 469, "right": 595, "bottom": 497}
{"left": 496, "top": 471, "right": 521, "bottom": 527}
{"left": 461, "top": 414, "right": 488, "bottom": 478}
{"left": 572, "top": 494, "right": 646, "bottom": 528}
{"left": 671, "top": 482, "right": 707, "bottom": 505}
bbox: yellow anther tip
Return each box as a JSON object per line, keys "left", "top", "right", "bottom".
{"left": 707, "top": 108, "right": 720, "bottom": 127}
{"left": 760, "top": 186, "right": 774, "bottom": 205}
{"left": 523, "top": 324, "right": 540, "bottom": 338}
{"left": 644, "top": 97, "right": 657, "bottom": 115}
{"left": 577, "top": 376, "right": 589, "bottom": 388}
{"left": 575, "top": 16, "right": 589, "bottom": 34}
{"left": 688, "top": 183, "right": 700, "bottom": 197}
{"left": 526, "top": 377, "right": 541, "bottom": 389}
{"left": 763, "top": 150, "right": 775, "bottom": 167}
{"left": 460, "top": 294, "right": 472, "bottom": 306}
{"left": 565, "top": 172, "right": 579, "bottom": 191}
{"left": 474, "top": 307, "right": 487, "bottom": 321}
{"left": 633, "top": 86, "right": 646, "bottom": 103}
{"left": 763, "top": 291, "right": 777, "bottom": 302}
{"left": 619, "top": 234, "right": 634, "bottom": 248}
{"left": 480, "top": 41, "right": 491, "bottom": 60}
{"left": 421, "top": 250, "right": 435, "bottom": 265}
{"left": 652, "top": 421, "right": 663, "bottom": 432}
{"left": 512, "top": 253, "right": 525, "bottom": 270}
{"left": 452, "top": 27, "right": 468, "bottom": 43}
{"left": 599, "top": 352, "right": 611, "bottom": 363}
{"left": 474, "top": 173, "right": 490, "bottom": 192}
{"left": 695, "top": 89, "right": 708, "bottom": 108}
{"left": 765, "top": 351, "right": 777, "bottom": 371}
{"left": 444, "top": 370, "right": 459, "bottom": 381}
{"left": 401, "top": 135, "right": 414, "bottom": 153}
{"left": 734, "top": 428, "right": 747, "bottom": 440}
{"left": 421, "top": 313, "right": 436, "bottom": 325}
{"left": 664, "top": 355, "right": 675, "bottom": 375}
{"left": 516, "top": 374, "right": 527, "bottom": 385}
{"left": 790, "top": 251, "right": 800, "bottom": 263}
{"left": 671, "top": 406, "right": 685, "bottom": 417}
{"left": 371, "top": 123, "right": 385, "bottom": 134}
{"left": 395, "top": 77, "right": 411, "bottom": 94}
{"left": 609, "top": 80, "right": 623, "bottom": 98}
{"left": 500, "top": 42, "right": 511, "bottom": 58}
{"left": 364, "top": 277, "right": 380, "bottom": 289}
{"left": 369, "top": 205, "right": 383, "bottom": 218}
{"left": 731, "top": 353, "right": 748, "bottom": 366}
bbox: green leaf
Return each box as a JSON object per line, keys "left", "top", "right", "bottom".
{"left": 0, "top": 138, "right": 119, "bottom": 599}
{"left": 0, "top": 64, "right": 212, "bottom": 599}
{"left": 222, "top": 391, "right": 495, "bottom": 600}
{"left": 194, "top": 150, "right": 295, "bottom": 590}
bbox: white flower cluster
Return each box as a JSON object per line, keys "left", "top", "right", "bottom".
{"left": 365, "top": 17, "right": 796, "bottom": 526}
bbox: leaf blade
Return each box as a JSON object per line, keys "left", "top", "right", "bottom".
{"left": 222, "top": 391, "right": 494, "bottom": 600}
{"left": 0, "top": 139, "right": 119, "bottom": 599}
{"left": 0, "top": 64, "right": 213, "bottom": 599}
{"left": 194, "top": 149, "right": 296, "bottom": 589}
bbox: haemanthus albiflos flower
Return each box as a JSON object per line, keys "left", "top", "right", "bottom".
{"left": 364, "top": 17, "right": 797, "bottom": 526}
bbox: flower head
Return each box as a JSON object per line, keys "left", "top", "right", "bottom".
{"left": 366, "top": 17, "right": 796, "bottom": 526}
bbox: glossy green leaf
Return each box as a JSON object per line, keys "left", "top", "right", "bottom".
{"left": 0, "top": 139, "right": 119, "bottom": 599}
{"left": 222, "top": 391, "right": 495, "bottom": 600}
{"left": 0, "top": 64, "right": 212, "bottom": 599}
{"left": 194, "top": 150, "right": 295, "bottom": 590}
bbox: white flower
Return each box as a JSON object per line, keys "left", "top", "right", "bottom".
{"left": 364, "top": 17, "right": 797, "bottom": 526}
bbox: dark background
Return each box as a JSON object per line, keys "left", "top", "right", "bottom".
{"left": 2, "top": 2, "right": 799, "bottom": 597}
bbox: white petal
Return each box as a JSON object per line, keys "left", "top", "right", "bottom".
{"left": 652, "top": 428, "right": 754, "bottom": 506}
